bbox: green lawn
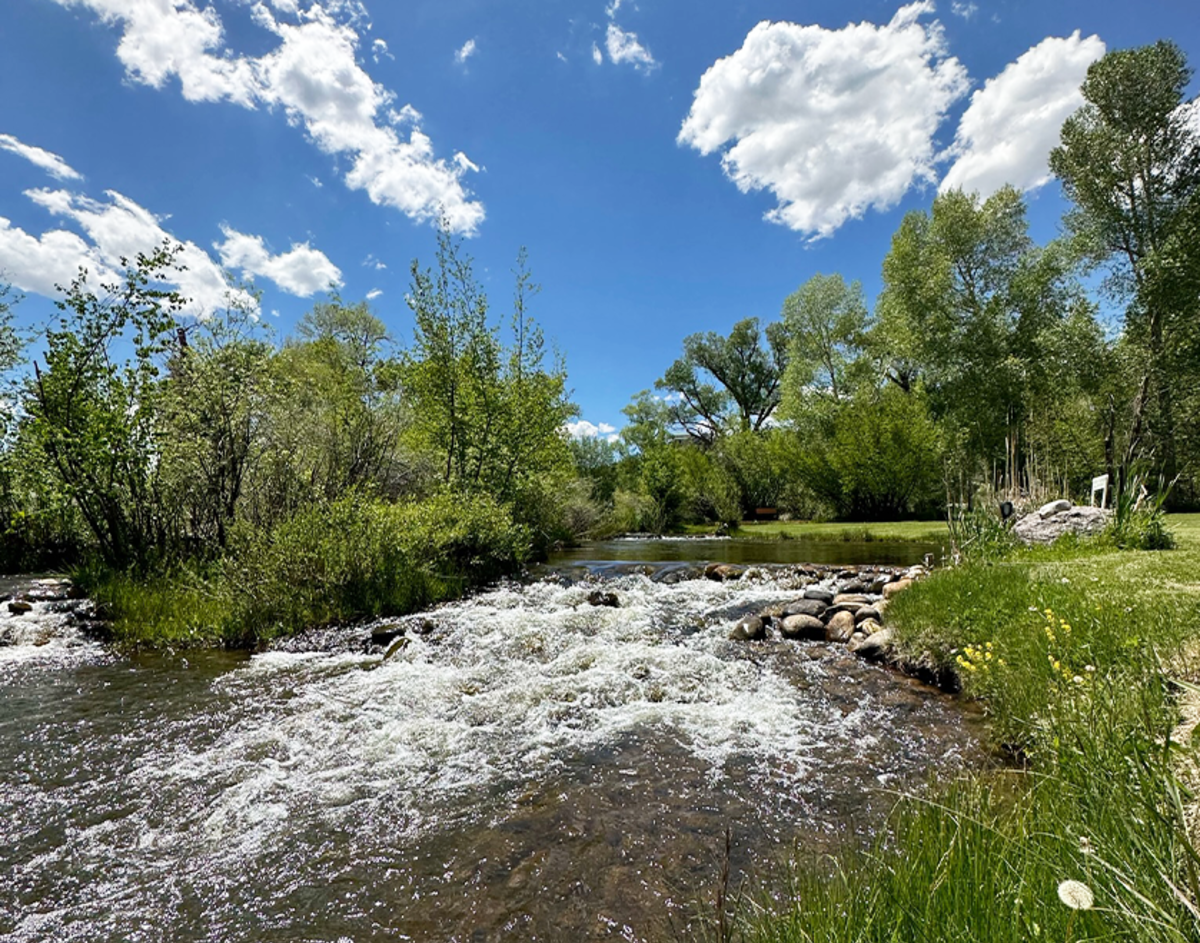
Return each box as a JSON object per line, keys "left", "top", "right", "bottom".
{"left": 682, "top": 519, "right": 949, "bottom": 542}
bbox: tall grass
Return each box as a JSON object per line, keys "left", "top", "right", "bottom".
{"left": 76, "top": 490, "right": 532, "bottom": 648}
{"left": 736, "top": 525, "right": 1200, "bottom": 943}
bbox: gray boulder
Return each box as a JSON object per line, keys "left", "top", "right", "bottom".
{"left": 849, "top": 627, "right": 895, "bottom": 659}
{"left": 782, "top": 599, "right": 827, "bottom": 619}
{"left": 1013, "top": 502, "right": 1111, "bottom": 545}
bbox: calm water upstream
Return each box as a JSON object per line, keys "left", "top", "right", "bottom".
{"left": 0, "top": 548, "right": 982, "bottom": 942}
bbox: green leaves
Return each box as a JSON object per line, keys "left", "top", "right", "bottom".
{"left": 654, "top": 316, "right": 787, "bottom": 442}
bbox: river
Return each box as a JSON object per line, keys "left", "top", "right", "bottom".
{"left": 1, "top": 542, "right": 982, "bottom": 942}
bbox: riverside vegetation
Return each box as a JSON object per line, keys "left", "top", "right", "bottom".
{"left": 728, "top": 509, "right": 1200, "bottom": 943}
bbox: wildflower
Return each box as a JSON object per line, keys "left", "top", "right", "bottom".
{"left": 1073, "top": 675, "right": 1084, "bottom": 685}
{"left": 1079, "top": 836, "right": 1093, "bottom": 855}
{"left": 1084, "top": 665, "right": 1095, "bottom": 673}
{"left": 1057, "top": 880, "right": 1094, "bottom": 910}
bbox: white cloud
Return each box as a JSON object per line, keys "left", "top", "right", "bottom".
{"left": 308, "top": 175, "right": 323, "bottom": 187}
{"left": 0, "top": 218, "right": 112, "bottom": 296}
{"left": 371, "top": 38, "right": 392, "bottom": 63}
{"left": 363, "top": 254, "right": 387, "bottom": 270}
{"left": 605, "top": 0, "right": 624, "bottom": 18}
{"left": 678, "top": 2, "right": 970, "bottom": 239}
{"left": 0, "top": 187, "right": 253, "bottom": 316}
{"left": 950, "top": 2, "right": 978, "bottom": 19}
{"left": 215, "top": 225, "right": 343, "bottom": 297}
{"left": 0, "top": 133, "right": 84, "bottom": 181}
{"left": 591, "top": 42, "right": 603, "bottom": 65}
{"left": 567, "top": 419, "right": 618, "bottom": 442}
{"left": 366, "top": 288, "right": 382, "bottom": 300}
{"left": 940, "top": 32, "right": 1105, "bottom": 196}
{"left": 556, "top": 51, "right": 568, "bottom": 62}
{"left": 455, "top": 38, "right": 477, "bottom": 65}
{"left": 49, "top": 0, "right": 484, "bottom": 234}
{"left": 605, "top": 23, "right": 658, "bottom": 72}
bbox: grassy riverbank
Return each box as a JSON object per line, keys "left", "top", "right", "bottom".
{"left": 73, "top": 491, "right": 532, "bottom": 649}
{"left": 739, "top": 514, "right": 1200, "bottom": 942}
{"left": 681, "top": 520, "right": 949, "bottom": 543}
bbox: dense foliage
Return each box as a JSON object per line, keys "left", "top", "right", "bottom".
{"left": 0, "top": 229, "right": 577, "bottom": 644}
{"left": 587, "top": 41, "right": 1199, "bottom": 529}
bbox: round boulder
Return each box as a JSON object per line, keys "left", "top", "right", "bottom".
{"left": 825, "top": 610, "right": 856, "bottom": 642}
{"left": 780, "top": 614, "right": 826, "bottom": 640}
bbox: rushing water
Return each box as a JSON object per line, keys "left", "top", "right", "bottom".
{"left": 0, "top": 559, "right": 983, "bottom": 942}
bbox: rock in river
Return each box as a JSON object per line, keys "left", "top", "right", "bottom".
{"left": 729, "top": 615, "right": 766, "bottom": 641}
{"left": 825, "top": 610, "right": 856, "bottom": 642}
{"left": 780, "top": 614, "right": 825, "bottom": 641}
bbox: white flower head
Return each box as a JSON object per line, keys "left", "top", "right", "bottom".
{"left": 1057, "top": 879, "right": 1094, "bottom": 910}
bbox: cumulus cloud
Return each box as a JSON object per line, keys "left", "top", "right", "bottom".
{"left": 0, "top": 218, "right": 110, "bottom": 297}
{"left": 678, "top": 2, "right": 970, "bottom": 238}
{"left": 455, "top": 38, "right": 477, "bottom": 65}
{"left": 940, "top": 32, "right": 1105, "bottom": 196}
{"left": 48, "top": 0, "right": 484, "bottom": 234}
{"left": 371, "top": 38, "right": 393, "bottom": 63}
{"left": 366, "top": 288, "right": 382, "bottom": 300}
{"left": 215, "top": 226, "right": 343, "bottom": 297}
{"left": 951, "top": 2, "right": 978, "bottom": 19}
{"left": 0, "top": 187, "right": 254, "bottom": 315}
{"left": 605, "top": 24, "right": 658, "bottom": 72}
{"left": 0, "top": 133, "right": 84, "bottom": 181}
{"left": 566, "top": 420, "right": 618, "bottom": 442}
{"left": 592, "top": 42, "right": 603, "bottom": 65}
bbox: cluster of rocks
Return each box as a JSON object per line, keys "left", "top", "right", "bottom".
{"left": 1013, "top": 498, "right": 1111, "bottom": 545}
{"left": 0, "top": 577, "right": 109, "bottom": 647}
{"left": 725, "top": 564, "right": 928, "bottom": 662}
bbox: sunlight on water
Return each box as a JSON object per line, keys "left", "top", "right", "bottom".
{"left": 0, "top": 569, "right": 984, "bottom": 942}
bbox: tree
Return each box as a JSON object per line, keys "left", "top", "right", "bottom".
{"left": 655, "top": 317, "right": 788, "bottom": 443}
{"left": 1050, "top": 41, "right": 1200, "bottom": 484}
{"left": 780, "top": 273, "right": 871, "bottom": 412}
{"left": 25, "top": 245, "right": 184, "bottom": 570}
{"left": 403, "top": 223, "right": 576, "bottom": 525}
{"left": 876, "top": 187, "right": 1097, "bottom": 493}
{"left": 0, "top": 281, "right": 24, "bottom": 435}
{"left": 160, "top": 301, "right": 275, "bottom": 551}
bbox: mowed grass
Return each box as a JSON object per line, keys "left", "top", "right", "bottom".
{"left": 735, "top": 514, "right": 1200, "bottom": 943}
{"left": 682, "top": 519, "right": 949, "bottom": 543}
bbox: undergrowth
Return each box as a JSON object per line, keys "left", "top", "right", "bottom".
{"left": 74, "top": 490, "right": 531, "bottom": 648}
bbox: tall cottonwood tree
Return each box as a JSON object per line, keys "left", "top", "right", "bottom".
{"left": 655, "top": 317, "right": 788, "bottom": 444}
{"left": 876, "top": 187, "right": 1100, "bottom": 494}
{"left": 1050, "top": 40, "right": 1200, "bottom": 486}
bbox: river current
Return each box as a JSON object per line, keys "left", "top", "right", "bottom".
{"left": 0, "top": 546, "right": 982, "bottom": 942}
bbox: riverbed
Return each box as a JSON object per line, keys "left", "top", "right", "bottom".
{"left": 1, "top": 547, "right": 983, "bottom": 942}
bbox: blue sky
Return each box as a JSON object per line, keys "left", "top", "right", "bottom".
{"left": 1, "top": 0, "right": 1197, "bottom": 437}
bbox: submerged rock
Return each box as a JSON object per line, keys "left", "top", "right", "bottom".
{"left": 729, "top": 615, "right": 765, "bottom": 641}
{"left": 586, "top": 590, "right": 620, "bottom": 608}
{"left": 7, "top": 599, "right": 32, "bottom": 615}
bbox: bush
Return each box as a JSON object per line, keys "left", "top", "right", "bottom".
{"left": 80, "top": 490, "right": 532, "bottom": 647}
